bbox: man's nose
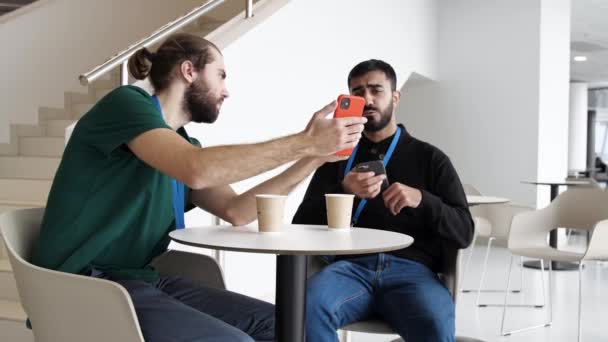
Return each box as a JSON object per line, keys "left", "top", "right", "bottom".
{"left": 364, "top": 92, "right": 374, "bottom": 106}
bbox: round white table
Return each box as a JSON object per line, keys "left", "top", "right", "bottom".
{"left": 170, "top": 224, "right": 413, "bottom": 342}
{"left": 521, "top": 180, "right": 590, "bottom": 271}
{"left": 466, "top": 195, "right": 509, "bottom": 206}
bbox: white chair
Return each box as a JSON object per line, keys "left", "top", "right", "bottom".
{"left": 0, "top": 208, "right": 225, "bottom": 342}
{"left": 564, "top": 176, "right": 603, "bottom": 241}
{"left": 502, "top": 188, "right": 608, "bottom": 341}
{"left": 461, "top": 184, "right": 533, "bottom": 306}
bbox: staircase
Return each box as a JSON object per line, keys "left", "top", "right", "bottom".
{"left": 0, "top": 1, "right": 265, "bottom": 339}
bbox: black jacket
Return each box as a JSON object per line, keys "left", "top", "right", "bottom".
{"left": 292, "top": 125, "right": 474, "bottom": 272}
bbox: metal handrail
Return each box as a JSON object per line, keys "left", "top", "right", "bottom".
{"left": 79, "top": 0, "right": 254, "bottom": 86}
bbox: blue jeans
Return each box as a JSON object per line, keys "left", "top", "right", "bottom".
{"left": 306, "top": 254, "right": 455, "bottom": 342}
{"left": 114, "top": 276, "right": 275, "bottom": 342}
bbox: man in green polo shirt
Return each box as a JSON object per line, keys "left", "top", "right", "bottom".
{"left": 32, "top": 33, "right": 365, "bottom": 342}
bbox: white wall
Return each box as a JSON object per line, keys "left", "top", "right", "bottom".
{"left": 0, "top": 0, "right": 205, "bottom": 142}
{"left": 536, "top": 0, "right": 571, "bottom": 206}
{"left": 183, "top": 0, "right": 438, "bottom": 301}
{"left": 398, "top": 0, "right": 571, "bottom": 208}
{"left": 568, "top": 83, "right": 588, "bottom": 172}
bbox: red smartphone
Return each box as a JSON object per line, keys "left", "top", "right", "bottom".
{"left": 333, "top": 95, "right": 365, "bottom": 156}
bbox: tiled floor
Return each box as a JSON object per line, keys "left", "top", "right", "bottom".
{"left": 351, "top": 234, "right": 608, "bottom": 341}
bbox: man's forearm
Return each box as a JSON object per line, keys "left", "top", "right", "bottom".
{"left": 225, "top": 157, "right": 325, "bottom": 225}
{"left": 189, "top": 132, "right": 316, "bottom": 189}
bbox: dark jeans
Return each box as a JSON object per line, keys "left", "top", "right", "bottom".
{"left": 307, "top": 253, "right": 455, "bottom": 342}
{"left": 114, "top": 276, "right": 275, "bottom": 342}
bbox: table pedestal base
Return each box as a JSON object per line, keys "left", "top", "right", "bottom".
{"left": 276, "top": 255, "right": 307, "bottom": 342}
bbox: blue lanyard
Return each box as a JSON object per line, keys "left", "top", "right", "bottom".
{"left": 344, "top": 126, "right": 401, "bottom": 225}
{"left": 151, "top": 96, "right": 185, "bottom": 229}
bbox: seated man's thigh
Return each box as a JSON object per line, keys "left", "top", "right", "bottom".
{"left": 376, "top": 258, "right": 455, "bottom": 342}
{"left": 307, "top": 259, "right": 375, "bottom": 329}
{"left": 117, "top": 279, "right": 255, "bottom": 342}
{"left": 155, "top": 276, "right": 275, "bottom": 341}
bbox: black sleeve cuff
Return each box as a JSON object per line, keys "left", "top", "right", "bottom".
{"left": 419, "top": 189, "right": 442, "bottom": 222}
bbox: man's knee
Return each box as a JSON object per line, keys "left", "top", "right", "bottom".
{"left": 306, "top": 281, "right": 329, "bottom": 316}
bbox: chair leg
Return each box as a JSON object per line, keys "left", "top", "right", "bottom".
{"left": 501, "top": 259, "right": 552, "bottom": 336}
{"left": 548, "top": 261, "right": 553, "bottom": 325}
{"left": 460, "top": 231, "right": 478, "bottom": 292}
{"left": 500, "top": 255, "right": 514, "bottom": 335}
{"left": 578, "top": 262, "right": 583, "bottom": 342}
{"left": 520, "top": 256, "right": 525, "bottom": 292}
{"left": 478, "top": 253, "right": 533, "bottom": 307}
{"left": 475, "top": 237, "right": 494, "bottom": 305}
{"left": 463, "top": 238, "right": 522, "bottom": 294}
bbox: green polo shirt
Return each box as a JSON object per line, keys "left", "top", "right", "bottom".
{"left": 32, "top": 85, "right": 198, "bottom": 282}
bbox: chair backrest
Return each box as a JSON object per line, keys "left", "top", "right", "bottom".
{"left": 482, "top": 204, "right": 533, "bottom": 240}
{"left": 0, "top": 208, "right": 144, "bottom": 342}
{"left": 509, "top": 188, "right": 608, "bottom": 249}
{"left": 462, "top": 184, "right": 482, "bottom": 196}
{"left": 553, "top": 188, "right": 608, "bottom": 230}
{"left": 462, "top": 184, "right": 489, "bottom": 222}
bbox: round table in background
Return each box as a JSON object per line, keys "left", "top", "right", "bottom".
{"left": 466, "top": 195, "right": 509, "bottom": 207}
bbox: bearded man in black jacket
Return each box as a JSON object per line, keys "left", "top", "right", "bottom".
{"left": 293, "top": 59, "right": 474, "bottom": 342}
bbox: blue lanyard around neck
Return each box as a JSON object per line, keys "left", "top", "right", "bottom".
{"left": 344, "top": 126, "right": 401, "bottom": 226}
{"left": 152, "top": 95, "right": 185, "bottom": 229}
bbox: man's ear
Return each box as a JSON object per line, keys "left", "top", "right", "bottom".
{"left": 392, "top": 90, "right": 401, "bottom": 106}
{"left": 180, "top": 60, "right": 196, "bottom": 84}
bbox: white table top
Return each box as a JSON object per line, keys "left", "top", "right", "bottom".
{"left": 169, "top": 224, "right": 414, "bottom": 256}
{"left": 466, "top": 195, "right": 509, "bottom": 205}
{"left": 521, "top": 180, "right": 590, "bottom": 186}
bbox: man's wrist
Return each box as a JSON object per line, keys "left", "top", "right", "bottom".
{"left": 292, "top": 131, "right": 318, "bottom": 157}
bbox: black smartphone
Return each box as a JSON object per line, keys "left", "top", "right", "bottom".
{"left": 354, "top": 160, "right": 389, "bottom": 190}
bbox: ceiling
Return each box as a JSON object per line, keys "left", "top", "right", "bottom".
{"left": 571, "top": 0, "right": 608, "bottom": 88}
{"left": 0, "top": 0, "right": 36, "bottom": 16}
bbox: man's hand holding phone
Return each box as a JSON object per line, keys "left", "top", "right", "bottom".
{"left": 303, "top": 100, "right": 366, "bottom": 156}
{"left": 342, "top": 170, "right": 387, "bottom": 199}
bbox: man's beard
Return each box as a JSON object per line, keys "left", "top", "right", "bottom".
{"left": 183, "top": 78, "right": 222, "bottom": 124}
{"left": 364, "top": 102, "right": 393, "bottom": 132}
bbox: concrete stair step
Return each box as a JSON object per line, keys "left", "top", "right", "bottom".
{"left": 94, "top": 87, "right": 113, "bottom": 100}
{"left": 13, "top": 124, "right": 45, "bottom": 138}
{"left": 0, "top": 318, "right": 33, "bottom": 342}
{"left": 38, "top": 107, "right": 71, "bottom": 120}
{"left": 0, "top": 156, "right": 60, "bottom": 180}
{"left": 89, "top": 78, "right": 117, "bottom": 91}
{"left": 19, "top": 137, "right": 64, "bottom": 157}
{"left": 0, "top": 141, "right": 18, "bottom": 157}
{"left": 0, "top": 130, "right": 19, "bottom": 156}
{"left": 0, "top": 179, "right": 52, "bottom": 203}
{"left": 0, "top": 259, "right": 18, "bottom": 301}
{"left": 0, "top": 298, "right": 27, "bottom": 323}
{"left": 45, "top": 119, "right": 76, "bottom": 137}
{"left": 65, "top": 91, "right": 94, "bottom": 105}
{"left": 71, "top": 102, "right": 94, "bottom": 119}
